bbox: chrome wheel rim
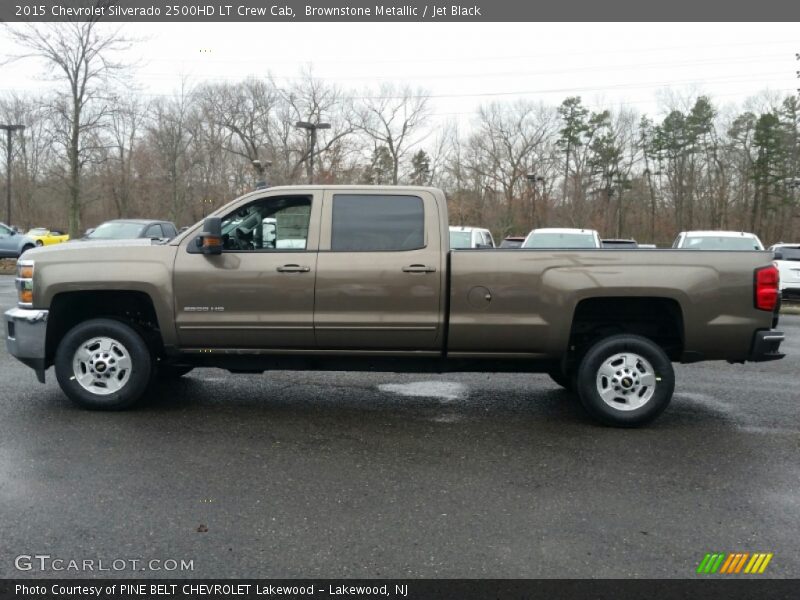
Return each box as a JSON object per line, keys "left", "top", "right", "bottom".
{"left": 596, "top": 352, "right": 656, "bottom": 411}
{"left": 72, "top": 336, "right": 132, "bottom": 395}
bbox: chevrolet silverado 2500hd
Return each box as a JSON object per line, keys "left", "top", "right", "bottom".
{"left": 5, "top": 186, "right": 785, "bottom": 426}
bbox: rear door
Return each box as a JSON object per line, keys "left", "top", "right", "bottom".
{"left": 173, "top": 191, "right": 321, "bottom": 349}
{"left": 314, "top": 190, "right": 444, "bottom": 350}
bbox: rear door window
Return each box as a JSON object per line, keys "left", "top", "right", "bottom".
{"left": 331, "top": 194, "right": 424, "bottom": 252}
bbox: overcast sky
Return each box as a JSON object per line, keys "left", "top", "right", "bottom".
{"left": 1, "top": 21, "right": 797, "bottom": 126}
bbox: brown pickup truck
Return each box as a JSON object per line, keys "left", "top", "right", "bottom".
{"left": 5, "top": 186, "right": 785, "bottom": 426}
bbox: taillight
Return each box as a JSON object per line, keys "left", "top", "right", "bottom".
{"left": 754, "top": 265, "right": 779, "bottom": 311}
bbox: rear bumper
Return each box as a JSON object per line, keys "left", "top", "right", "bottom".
{"left": 748, "top": 330, "right": 785, "bottom": 362}
{"left": 4, "top": 307, "right": 48, "bottom": 382}
{"left": 781, "top": 286, "right": 800, "bottom": 300}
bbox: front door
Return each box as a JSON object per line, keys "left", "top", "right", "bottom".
{"left": 173, "top": 191, "right": 321, "bottom": 349}
{"left": 313, "top": 190, "right": 444, "bottom": 350}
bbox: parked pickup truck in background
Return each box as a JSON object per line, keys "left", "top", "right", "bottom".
{"left": 5, "top": 186, "right": 786, "bottom": 426}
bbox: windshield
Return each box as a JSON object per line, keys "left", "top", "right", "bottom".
{"left": 523, "top": 232, "right": 597, "bottom": 248}
{"left": 449, "top": 231, "right": 473, "bottom": 249}
{"left": 774, "top": 245, "right": 800, "bottom": 261}
{"left": 86, "top": 222, "right": 143, "bottom": 239}
{"left": 683, "top": 236, "right": 762, "bottom": 251}
{"left": 27, "top": 228, "right": 49, "bottom": 236}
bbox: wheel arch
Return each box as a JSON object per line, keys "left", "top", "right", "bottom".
{"left": 567, "top": 296, "right": 685, "bottom": 362}
{"left": 45, "top": 290, "right": 165, "bottom": 364}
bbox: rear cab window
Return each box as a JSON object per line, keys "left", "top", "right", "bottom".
{"left": 330, "top": 194, "right": 424, "bottom": 252}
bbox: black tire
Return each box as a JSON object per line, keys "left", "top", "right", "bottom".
{"left": 35, "top": 240, "right": 43, "bottom": 247}
{"left": 55, "top": 318, "right": 153, "bottom": 410}
{"left": 576, "top": 334, "right": 674, "bottom": 427}
{"left": 547, "top": 369, "right": 575, "bottom": 392}
{"left": 157, "top": 365, "right": 194, "bottom": 379}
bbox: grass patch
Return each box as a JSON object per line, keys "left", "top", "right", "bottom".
{"left": 0, "top": 259, "right": 16, "bottom": 275}
{"left": 781, "top": 302, "right": 800, "bottom": 315}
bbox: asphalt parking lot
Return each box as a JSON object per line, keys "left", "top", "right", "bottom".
{"left": 0, "top": 275, "right": 797, "bottom": 579}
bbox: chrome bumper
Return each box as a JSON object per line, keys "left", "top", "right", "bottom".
{"left": 4, "top": 307, "right": 49, "bottom": 383}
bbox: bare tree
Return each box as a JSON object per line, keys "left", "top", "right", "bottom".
{"left": 104, "top": 97, "right": 146, "bottom": 218}
{"left": 282, "top": 69, "right": 358, "bottom": 183}
{"left": 4, "top": 20, "right": 131, "bottom": 236}
{"left": 357, "top": 84, "right": 431, "bottom": 184}
{"left": 146, "top": 84, "right": 196, "bottom": 224}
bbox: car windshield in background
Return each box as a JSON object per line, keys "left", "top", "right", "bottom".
{"left": 684, "top": 236, "right": 761, "bottom": 250}
{"left": 449, "top": 231, "right": 472, "bottom": 248}
{"left": 86, "top": 222, "right": 144, "bottom": 239}
{"left": 27, "top": 228, "right": 49, "bottom": 235}
{"left": 524, "top": 233, "right": 596, "bottom": 248}
{"left": 776, "top": 245, "right": 800, "bottom": 260}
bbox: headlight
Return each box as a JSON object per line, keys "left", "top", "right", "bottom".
{"left": 16, "top": 260, "right": 34, "bottom": 307}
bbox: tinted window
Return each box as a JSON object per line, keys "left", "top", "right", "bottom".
{"left": 332, "top": 195, "right": 424, "bottom": 252}
{"left": 602, "top": 240, "right": 638, "bottom": 248}
{"left": 220, "top": 196, "right": 312, "bottom": 251}
{"left": 162, "top": 223, "right": 177, "bottom": 238}
{"left": 774, "top": 245, "right": 800, "bottom": 261}
{"left": 145, "top": 225, "right": 162, "bottom": 238}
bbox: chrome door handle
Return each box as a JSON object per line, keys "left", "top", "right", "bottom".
{"left": 277, "top": 264, "right": 311, "bottom": 273}
{"left": 402, "top": 265, "right": 436, "bottom": 273}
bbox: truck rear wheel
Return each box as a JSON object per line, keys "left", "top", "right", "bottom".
{"left": 575, "top": 334, "right": 674, "bottom": 427}
{"left": 55, "top": 318, "right": 153, "bottom": 410}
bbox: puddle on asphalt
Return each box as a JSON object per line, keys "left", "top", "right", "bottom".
{"left": 676, "top": 392, "right": 735, "bottom": 415}
{"left": 377, "top": 381, "right": 467, "bottom": 402}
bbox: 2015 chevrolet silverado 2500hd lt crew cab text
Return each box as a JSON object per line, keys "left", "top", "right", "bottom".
{"left": 5, "top": 186, "right": 786, "bottom": 426}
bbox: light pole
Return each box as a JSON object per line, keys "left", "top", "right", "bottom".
{"left": 0, "top": 124, "right": 25, "bottom": 227}
{"left": 295, "top": 121, "right": 330, "bottom": 184}
{"left": 526, "top": 173, "right": 545, "bottom": 229}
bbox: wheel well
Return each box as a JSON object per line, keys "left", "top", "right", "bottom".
{"left": 46, "top": 291, "right": 163, "bottom": 361}
{"left": 568, "top": 297, "right": 684, "bottom": 361}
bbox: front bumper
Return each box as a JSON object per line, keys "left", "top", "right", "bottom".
{"left": 4, "top": 307, "right": 49, "bottom": 382}
{"left": 748, "top": 330, "right": 785, "bottom": 362}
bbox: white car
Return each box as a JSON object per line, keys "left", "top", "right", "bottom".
{"left": 769, "top": 243, "right": 800, "bottom": 300}
{"left": 449, "top": 226, "right": 495, "bottom": 249}
{"left": 672, "top": 230, "right": 764, "bottom": 251}
{"left": 522, "top": 227, "right": 601, "bottom": 249}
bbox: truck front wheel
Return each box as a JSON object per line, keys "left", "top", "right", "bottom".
{"left": 55, "top": 318, "right": 153, "bottom": 410}
{"left": 576, "top": 334, "right": 674, "bottom": 427}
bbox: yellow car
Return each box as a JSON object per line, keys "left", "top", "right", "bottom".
{"left": 26, "top": 228, "right": 70, "bottom": 246}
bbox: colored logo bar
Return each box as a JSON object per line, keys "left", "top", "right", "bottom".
{"left": 697, "top": 552, "right": 773, "bottom": 574}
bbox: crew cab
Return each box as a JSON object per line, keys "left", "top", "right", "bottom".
{"left": 5, "top": 186, "right": 785, "bottom": 426}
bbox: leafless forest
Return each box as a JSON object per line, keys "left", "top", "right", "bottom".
{"left": 1, "top": 22, "right": 799, "bottom": 246}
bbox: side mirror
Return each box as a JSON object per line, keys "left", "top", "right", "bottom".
{"left": 197, "top": 216, "right": 223, "bottom": 255}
